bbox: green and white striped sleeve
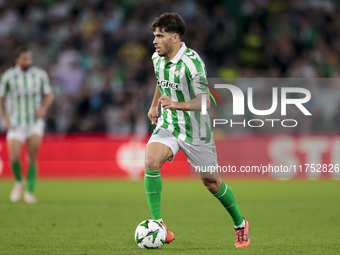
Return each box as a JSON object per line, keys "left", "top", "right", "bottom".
{"left": 40, "top": 69, "right": 52, "bottom": 94}
{"left": 0, "top": 71, "right": 10, "bottom": 97}
{"left": 183, "top": 49, "right": 208, "bottom": 96}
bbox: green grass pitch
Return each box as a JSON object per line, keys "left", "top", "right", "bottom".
{"left": 0, "top": 180, "right": 339, "bottom": 254}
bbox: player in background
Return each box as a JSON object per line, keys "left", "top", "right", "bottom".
{"left": 0, "top": 46, "right": 54, "bottom": 204}
{"left": 144, "top": 13, "right": 250, "bottom": 248}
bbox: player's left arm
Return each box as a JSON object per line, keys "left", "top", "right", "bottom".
{"left": 158, "top": 93, "right": 210, "bottom": 111}
{"left": 36, "top": 70, "right": 54, "bottom": 119}
{"left": 0, "top": 72, "right": 11, "bottom": 129}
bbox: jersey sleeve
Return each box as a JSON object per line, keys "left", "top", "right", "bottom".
{"left": 40, "top": 69, "right": 52, "bottom": 95}
{"left": 151, "top": 52, "right": 159, "bottom": 73}
{"left": 0, "top": 71, "right": 10, "bottom": 97}
{"left": 185, "top": 54, "right": 208, "bottom": 96}
{"left": 151, "top": 51, "right": 159, "bottom": 61}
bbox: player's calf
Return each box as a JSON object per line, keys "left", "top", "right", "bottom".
{"left": 201, "top": 177, "right": 222, "bottom": 194}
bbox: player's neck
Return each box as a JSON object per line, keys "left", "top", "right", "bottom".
{"left": 16, "top": 65, "right": 30, "bottom": 72}
{"left": 165, "top": 42, "right": 182, "bottom": 62}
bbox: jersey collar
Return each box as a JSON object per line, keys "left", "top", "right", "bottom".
{"left": 169, "top": 42, "right": 187, "bottom": 64}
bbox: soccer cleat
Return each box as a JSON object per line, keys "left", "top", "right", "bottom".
{"left": 161, "top": 222, "right": 175, "bottom": 243}
{"left": 23, "top": 191, "right": 37, "bottom": 204}
{"left": 234, "top": 219, "right": 250, "bottom": 248}
{"left": 10, "top": 181, "right": 26, "bottom": 202}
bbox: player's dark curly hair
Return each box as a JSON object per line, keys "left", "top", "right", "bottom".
{"left": 14, "top": 45, "right": 30, "bottom": 59}
{"left": 151, "top": 12, "right": 186, "bottom": 38}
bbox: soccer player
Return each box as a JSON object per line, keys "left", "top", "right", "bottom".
{"left": 0, "top": 46, "right": 54, "bottom": 204}
{"left": 145, "top": 13, "right": 250, "bottom": 248}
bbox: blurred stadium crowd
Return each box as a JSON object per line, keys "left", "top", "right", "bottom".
{"left": 0, "top": 0, "right": 339, "bottom": 134}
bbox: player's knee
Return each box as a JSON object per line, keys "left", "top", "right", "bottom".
{"left": 11, "top": 158, "right": 20, "bottom": 164}
{"left": 28, "top": 149, "right": 38, "bottom": 163}
{"left": 145, "top": 156, "right": 161, "bottom": 171}
{"left": 10, "top": 153, "right": 20, "bottom": 163}
{"left": 28, "top": 155, "right": 36, "bottom": 163}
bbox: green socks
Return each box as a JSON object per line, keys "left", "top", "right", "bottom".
{"left": 12, "top": 161, "right": 22, "bottom": 182}
{"left": 144, "top": 168, "right": 162, "bottom": 220}
{"left": 213, "top": 181, "right": 244, "bottom": 226}
{"left": 144, "top": 169, "right": 243, "bottom": 227}
{"left": 11, "top": 162, "right": 37, "bottom": 193}
{"left": 26, "top": 164, "right": 37, "bottom": 193}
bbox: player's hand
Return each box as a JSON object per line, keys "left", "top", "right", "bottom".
{"left": 4, "top": 117, "right": 10, "bottom": 130}
{"left": 148, "top": 106, "right": 159, "bottom": 125}
{"left": 36, "top": 107, "right": 47, "bottom": 119}
{"left": 158, "top": 95, "right": 177, "bottom": 110}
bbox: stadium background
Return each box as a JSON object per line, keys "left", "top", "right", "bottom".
{"left": 1, "top": 0, "right": 340, "bottom": 134}
{"left": 0, "top": 0, "right": 340, "bottom": 179}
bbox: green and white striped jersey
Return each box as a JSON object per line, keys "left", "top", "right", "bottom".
{"left": 152, "top": 42, "right": 214, "bottom": 145}
{"left": 0, "top": 65, "right": 52, "bottom": 128}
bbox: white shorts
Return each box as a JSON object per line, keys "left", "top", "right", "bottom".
{"left": 147, "top": 128, "right": 217, "bottom": 169}
{"left": 7, "top": 119, "right": 45, "bottom": 143}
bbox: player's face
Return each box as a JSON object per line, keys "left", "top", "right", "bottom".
{"left": 153, "top": 27, "right": 174, "bottom": 58}
{"left": 16, "top": 51, "right": 33, "bottom": 71}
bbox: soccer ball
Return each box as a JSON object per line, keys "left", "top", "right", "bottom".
{"left": 135, "top": 219, "right": 167, "bottom": 249}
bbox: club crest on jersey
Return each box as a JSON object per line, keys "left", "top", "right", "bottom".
{"left": 157, "top": 78, "right": 181, "bottom": 90}
{"left": 175, "top": 69, "right": 180, "bottom": 77}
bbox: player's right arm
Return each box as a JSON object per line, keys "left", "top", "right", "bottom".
{"left": 36, "top": 69, "right": 54, "bottom": 119}
{"left": 148, "top": 85, "right": 161, "bottom": 125}
{"left": 0, "top": 72, "right": 10, "bottom": 130}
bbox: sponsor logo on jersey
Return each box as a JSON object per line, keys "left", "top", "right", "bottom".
{"left": 157, "top": 78, "right": 181, "bottom": 90}
{"left": 194, "top": 72, "right": 205, "bottom": 77}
